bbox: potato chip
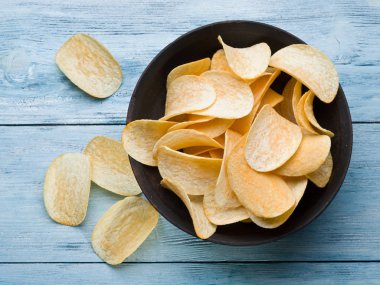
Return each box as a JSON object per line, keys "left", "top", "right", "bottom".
{"left": 306, "top": 152, "right": 333, "bottom": 188}
{"left": 270, "top": 44, "right": 339, "bottom": 103}
{"left": 183, "top": 146, "right": 219, "bottom": 156}
{"left": 292, "top": 80, "right": 303, "bottom": 125}
{"left": 203, "top": 188, "right": 250, "bottom": 225}
{"left": 157, "top": 146, "right": 222, "bottom": 195}
{"left": 161, "top": 178, "right": 216, "bottom": 239}
{"left": 122, "top": 120, "right": 176, "bottom": 166}
{"left": 167, "top": 115, "right": 213, "bottom": 132}
{"left": 227, "top": 138, "right": 295, "bottom": 218}
{"left": 153, "top": 129, "right": 223, "bottom": 159}
{"left": 230, "top": 69, "right": 281, "bottom": 134}
{"left": 210, "top": 49, "right": 236, "bottom": 76}
{"left": 166, "top": 58, "right": 211, "bottom": 88}
{"left": 209, "top": 148, "right": 224, "bottom": 159}
{"left": 84, "top": 136, "right": 141, "bottom": 196}
{"left": 296, "top": 91, "right": 319, "bottom": 135}
{"left": 250, "top": 177, "right": 307, "bottom": 228}
{"left": 259, "top": 88, "right": 284, "bottom": 110}
{"left": 214, "top": 129, "right": 243, "bottom": 208}
{"left": 304, "top": 92, "right": 335, "bottom": 137}
{"left": 191, "top": 71, "right": 253, "bottom": 119}
{"left": 218, "top": 36, "right": 271, "bottom": 81}
{"left": 275, "top": 135, "right": 331, "bottom": 176}
{"left": 160, "top": 75, "right": 217, "bottom": 121}
{"left": 189, "top": 118, "right": 234, "bottom": 138}
{"left": 44, "top": 153, "right": 91, "bottom": 226}
{"left": 197, "top": 152, "right": 212, "bottom": 158}
{"left": 56, "top": 33, "right": 122, "bottom": 99}
{"left": 277, "top": 78, "right": 297, "bottom": 123}
{"left": 91, "top": 196, "right": 158, "bottom": 265}
{"left": 245, "top": 105, "right": 302, "bottom": 172}
{"left": 213, "top": 134, "right": 225, "bottom": 146}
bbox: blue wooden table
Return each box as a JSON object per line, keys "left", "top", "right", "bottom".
{"left": 0, "top": 0, "right": 379, "bottom": 284}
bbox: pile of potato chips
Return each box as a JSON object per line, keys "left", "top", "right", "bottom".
{"left": 44, "top": 32, "right": 338, "bottom": 265}
{"left": 123, "top": 35, "right": 337, "bottom": 239}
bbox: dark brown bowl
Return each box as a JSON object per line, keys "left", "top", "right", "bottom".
{"left": 127, "top": 20, "right": 353, "bottom": 246}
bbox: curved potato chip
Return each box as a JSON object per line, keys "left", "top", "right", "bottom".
{"left": 245, "top": 105, "right": 302, "bottom": 172}
{"left": 275, "top": 135, "right": 331, "bottom": 176}
{"left": 189, "top": 118, "right": 234, "bottom": 138}
{"left": 214, "top": 129, "right": 243, "bottom": 208}
{"left": 228, "top": 138, "right": 295, "bottom": 218}
{"left": 304, "top": 92, "right": 335, "bottom": 137}
{"left": 250, "top": 177, "right": 307, "bottom": 229}
{"left": 161, "top": 178, "right": 216, "bottom": 239}
{"left": 161, "top": 75, "right": 217, "bottom": 121}
{"left": 210, "top": 49, "right": 236, "bottom": 77}
{"left": 91, "top": 196, "right": 158, "bottom": 265}
{"left": 277, "top": 78, "right": 297, "bottom": 123}
{"left": 84, "top": 136, "right": 141, "bottom": 196}
{"left": 209, "top": 148, "right": 224, "bottom": 159}
{"left": 259, "top": 88, "right": 284, "bottom": 110}
{"left": 306, "top": 152, "right": 333, "bottom": 188}
{"left": 168, "top": 115, "right": 213, "bottom": 132}
{"left": 166, "top": 58, "right": 211, "bottom": 88}
{"left": 213, "top": 134, "right": 225, "bottom": 146}
{"left": 122, "top": 120, "right": 176, "bottom": 166}
{"left": 197, "top": 152, "right": 212, "bottom": 158}
{"left": 231, "top": 69, "right": 281, "bottom": 134}
{"left": 153, "top": 129, "right": 223, "bottom": 159}
{"left": 157, "top": 146, "right": 222, "bottom": 195}
{"left": 296, "top": 91, "right": 319, "bottom": 135}
{"left": 191, "top": 71, "right": 253, "bottom": 119}
{"left": 292, "top": 80, "right": 303, "bottom": 125}
{"left": 270, "top": 44, "right": 339, "bottom": 103}
{"left": 44, "top": 153, "right": 91, "bottom": 226}
{"left": 56, "top": 33, "right": 122, "bottom": 99}
{"left": 183, "top": 146, "right": 219, "bottom": 156}
{"left": 218, "top": 36, "right": 271, "bottom": 81}
{"left": 203, "top": 188, "right": 250, "bottom": 225}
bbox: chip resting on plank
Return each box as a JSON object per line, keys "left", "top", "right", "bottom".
{"left": 91, "top": 196, "right": 158, "bottom": 265}
{"left": 157, "top": 146, "right": 222, "bottom": 195}
{"left": 228, "top": 138, "right": 295, "bottom": 218}
{"left": 84, "top": 136, "right": 141, "bottom": 196}
{"left": 44, "top": 153, "right": 91, "bottom": 226}
{"left": 56, "top": 33, "right": 122, "bottom": 98}
{"left": 245, "top": 105, "right": 302, "bottom": 172}
{"left": 270, "top": 44, "right": 339, "bottom": 103}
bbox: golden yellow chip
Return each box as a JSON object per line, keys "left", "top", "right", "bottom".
{"left": 183, "top": 146, "right": 219, "bottom": 156}
{"left": 227, "top": 138, "right": 295, "bottom": 218}
{"left": 189, "top": 118, "right": 234, "bottom": 138}
{"left": 306, "top": 152, "right": 333, "bottom": 188}
{"left": 197, "top": 152, "right": 212, "bottom": 158}
{"left": 296, "top": 91, "right": 319, "bottom": 135}
{"left": 157, "top": 146, "right": 222, "bottom": 195}
{"left": 292, "top": 80, "right": 303, "bottom": 125}
{"left": 275, "top": 135, "right": 331, "bottom": 176}
{"left": 270, "top": 44, "right": 339, "bottom": 103}
{"left": 250, "top": 177, "right": 307, "bottom": 228}
{"left": 56, "top": 33, "right": 122, "bottom": 99}
{"left": 166, "top": 58, "right": 211, "bottom": 88}
{"left": 230, "top": 69, "right": 281, "bottom": 134}
{"left": 84, "top": 136, "right": 141, "bottom": 196}
{"left": 214, "top": 134, "right": 226, "bottom": 146}
{"left": 304, "top": 92, "right": 335, "bottom": 137}
{"left": 245, "top": 105, "right": 302, "bottom": 172}
{"left": 167, "top": 115, "right": 213, "bottom": 132}
{"left": 277, "top": 78, "right": 297, "bottom": 123}
{"left": 214, "top": 129, "right": 243, "bottom": 208}
{"left": 91, "top": 197, "right": 158, "bottom": 265}
{"left": 190, "top": 71, "right": 253, "bottom": 119}
{"left": 209, "top": 148, "right": 224, "bottom": 159}
{"left": 122, "top": 119, "right": 176, "bottom": 166}
{"left": 210, "top": 49, "right": 236, "bottom": 76}
{"left": 161, "top": 75, "right": 217, "bottom": 121}
{"left": 153, "top": 129, "right": 223, "bottom": 159}
{"left": 44, "top": 153, "right": 91, "bottom": 226}
{"left": 161, "top": 178, "right": 216, "bottom": 239}
{"left": 259, "top": 88, "right": 284, "bottom": 110}
{"left": 203, "top": 188, "right": 249, "bottom": 225}
{"left": 218, "top": 36, "right": 271, "bottom": 81}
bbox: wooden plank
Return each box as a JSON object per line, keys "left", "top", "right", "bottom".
{"left": 0, "top": 0, "right": 379, "bottom": 124}
{"left": 0, "top": 124, "right": 378, "bottom": 262}
{"left": 1, "top": 262, "right": 380, "bottom": 284}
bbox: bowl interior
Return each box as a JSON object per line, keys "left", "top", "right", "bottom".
{"left": 127, "top": 21, "right": 353, "bottom": 245}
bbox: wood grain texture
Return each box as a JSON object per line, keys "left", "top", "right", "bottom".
{"left": 0, "top": 0, "right": 379, "bottom": 124}
{"left": 0, "top": 124, "right": 378, "bottom": 262}
{"left": 1, "top": 263, "right": 380, "bottom": 285}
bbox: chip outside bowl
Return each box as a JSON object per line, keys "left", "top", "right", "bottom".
{"left": 127, "top": 20, "right": 353, "bottom": 246}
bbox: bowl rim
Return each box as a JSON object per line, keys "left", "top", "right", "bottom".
{"left": 126, "top": 20, "right": 353, "bottom": 246}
